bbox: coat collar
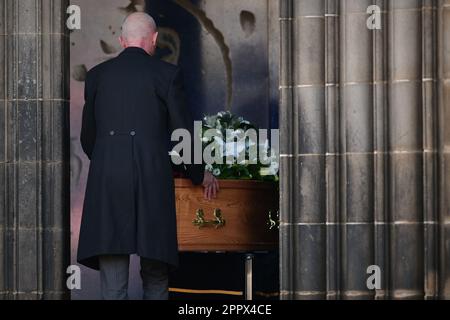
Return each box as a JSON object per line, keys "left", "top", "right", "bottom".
{"left": 119, "top": 46, "right": 149, "bottom": 56}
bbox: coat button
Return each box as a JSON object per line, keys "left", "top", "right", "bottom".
{"left": 109, "top": 130, "right": 115, "bottom": 136}
{"left": 130, "top": 130, "right": 136, "bottom": 136}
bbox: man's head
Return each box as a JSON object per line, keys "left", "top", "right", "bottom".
{"left": 119, "top": 12, "right": 158, "bottom": 55}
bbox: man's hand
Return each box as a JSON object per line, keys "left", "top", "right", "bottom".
{"left": 202, "top": 171, "right": 219, "bottom": 200}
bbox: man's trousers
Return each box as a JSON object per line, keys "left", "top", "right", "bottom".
{"left": 98, "top": 255, "right": 169, "bottom": 300}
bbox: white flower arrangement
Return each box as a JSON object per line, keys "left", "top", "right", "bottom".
{"left": 202, "top": 111, "right": 279, "bottom": 181}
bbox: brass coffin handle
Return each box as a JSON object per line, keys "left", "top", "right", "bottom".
{"left": 192, "top": 208, "right": 226, "bottom": 229}
{"left": 267, "top": 210, "right": 280, "bottom": 230}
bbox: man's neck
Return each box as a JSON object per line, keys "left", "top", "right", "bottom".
{"left": 125, "top": 43, "right": 150, "bottom": 54}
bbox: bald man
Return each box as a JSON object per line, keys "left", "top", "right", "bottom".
{"left": 78, "top": 12, "right": 218, "bottom": 300}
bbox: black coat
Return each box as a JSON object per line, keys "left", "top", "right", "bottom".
{"left": 77, "top": 47, "right": 204, "bottom": 270}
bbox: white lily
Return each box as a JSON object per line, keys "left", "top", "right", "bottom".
{"left": 225, "top": 141, "right": 246, "bottom": 158}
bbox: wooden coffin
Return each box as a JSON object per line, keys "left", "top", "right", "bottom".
{"left": 175, "top": 178, "right": 279, "bottom": 251}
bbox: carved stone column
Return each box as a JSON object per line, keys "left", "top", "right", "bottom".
{"left": 0, "top": 0, "right": 70, "bottom": 299}
{"left": 279, "top": 0, "right": 449, "bottom": 300}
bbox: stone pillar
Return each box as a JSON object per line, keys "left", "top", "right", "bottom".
{"left": 280, "top": 0, "right": 450, "bottom": 300}
{"left": 0, "top": 0, "right": 70, "bottom": 299}
{"left": 438, "top": 0, "right": 450, "bottom": 299}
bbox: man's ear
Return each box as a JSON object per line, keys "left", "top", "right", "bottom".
{"left": 119, "top": 36, "right": 126, "bottom": 48}
{"left": 153, "top": 32, "right": 158, "bottom": 46}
